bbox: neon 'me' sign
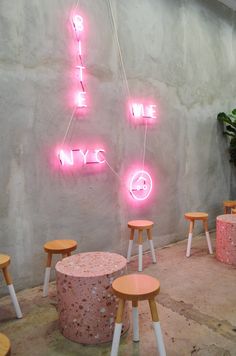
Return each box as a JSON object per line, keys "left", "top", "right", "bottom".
{"left": 131, "top": 103, "right": 156, "bottom": 120}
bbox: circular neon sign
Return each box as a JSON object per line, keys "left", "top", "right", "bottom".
{"left": 129, "top": 170, "right": 153, "bottom": 201}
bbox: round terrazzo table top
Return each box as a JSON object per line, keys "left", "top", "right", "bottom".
{"left": 55, "top": 251, "right": 127, "bottom": 278}
{"left": 217, "top": 214, "right": 236, "bottom": 223}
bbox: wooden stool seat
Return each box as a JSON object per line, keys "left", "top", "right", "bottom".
{"left": 0, "top": 254, "right": 22, "bottom": 319}
{"left": 112, "top": 274, "right": 160, "bottom": 300}
{"left": 184, "top": 212, "right": 208, "bottom": 221}
{"left": 43, "top": 239, "right": 77, "bottom": 297}
{"left": 0, "top": 254, "right": 10, "bottom": 269}
{"left": 111, "top": 274, "right": 166, "bottom": 356}
{"left": 128, "top": 220, "right": 154, "bottom": 229}
{"left": 44, "top": 239, "right": 77, "bottom": 254}
{"left": 223, "top": 200, "right": 236, "bottom": 214}
{"left": 127, "top": 220, "right": 156, "bottom": 272}
{"left": 184, "top": 212, "right": 213, "bottom": 257}
{"left": 0, "top": 333, "right": 11, "bottom": 356}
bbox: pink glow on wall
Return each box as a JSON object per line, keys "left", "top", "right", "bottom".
{"left": 129, "top": 169, "right": 153, "bottom": 201}
{"left": 76, "top": 91, "right": 87, "bottom": 107}
{"left": 131, "top": 103, "right": 156, "bottom": 120}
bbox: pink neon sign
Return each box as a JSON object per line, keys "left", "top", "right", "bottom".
{"left": 129, "top": 170, "right": 153, "bottom": 201}
{"left": 130, "top": 103, "right": 156, "bottom": 120}
{"left": 59, "top": 148, "right": 105, "bottom": 166}
{"left": 72, "top": 15, "right": 84, "bottom": 37}
{"left": 72, "top": 13, "right": 87, "bottom": 109}
{"left": 75, "top": 91, "right": 87, "bottom": 107}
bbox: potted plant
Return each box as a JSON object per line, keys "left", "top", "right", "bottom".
{"left": 217, "top": 109, "right": 236, "bottom": 166}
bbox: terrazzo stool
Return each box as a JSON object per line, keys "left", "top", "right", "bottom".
{"left": 55, "top": 252, "right": 129, "bottom": 344}
{"left": 216, "top": 215, "right": 236, "bottom": 266}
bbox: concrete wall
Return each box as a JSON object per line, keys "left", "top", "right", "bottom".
{"left": 0, "top": 0, "right": 235, "bottom": 293}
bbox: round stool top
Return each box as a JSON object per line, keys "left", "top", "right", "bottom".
{"left": 128, "top": 220, "right": 154, "bottom": 229}
{"left": 0, "top": 333, "right": 11, "bottom": 356}
{"left": 112, "top": 274, "right": 160, "bottom": 301}
{"left": 184, "top": 212, "right": 208, "bottom": 221}
{"left": 232, "top": 208, "right": 236, "bottom": 214}
{"left": 223, "top": 200, "right": 236, "bottom": 208}
{"left": 44, "top": 239, "right": 77, "bottom": 254}
{"left": 217, "top": 214, "right": 236, "bottom": 224}
{"left": 56, "top": 252, "right": 127, "bottom": 278}
{"left": 0, "top": 254, "right": 10, "bottom": 269}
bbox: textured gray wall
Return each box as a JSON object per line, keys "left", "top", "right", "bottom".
{"left": 0, "top": 0, "right": 235, "bottom": 293}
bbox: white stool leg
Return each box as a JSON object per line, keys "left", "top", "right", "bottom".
{"left": 203, "top": 220, "right": 213, "bottom": 254}
{"left": 147, "top": 228, "right": 157, "bottom": 263}
{"left": 138, "top": 230, "right": 143, "bottom": 272}
{"left": 153, "top": 321, "right": 166, "bottom": 356}
{"left": 186, "top": 233, "right": 192, "bottom": 257}
{"left": 132, "top": 302, "right": 139, "bottom": 342}
{"left": 149, "top": 299, "right": 166, "bottom": 356}
{"left": 111, "top": 299, "right": 125, "bottom": 356}
{"left": 149, "top": 239, "right": 157, "bottom": 263}
{"left": 111, "top": 323, "right": 122, "bottom": 356}
{"left": 43, "top": 267, "right": 51, "bottom": 297}
{"left": 186, "top": 220, "right": 194, "bottom": 257}
{"left": 138, "top": 245, "right": 143, "bottom": 272}
{"left": 127, "top": 240, "right": 133, "bottom": 262}
{"left": 205, "top": 231, "right": 213, "bottom": 254}
{"left": 8, "top": 284, "right": 23, "bottom": 319}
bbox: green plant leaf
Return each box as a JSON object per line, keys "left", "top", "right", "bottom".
{"left": 228, "top": 114, "right": 236, "bottom": 122}
{"left": 217, "top": 112, "right": 231, "bottom": 122}
{"left": 232, "top": 109, "right": 236, "bottom": 115}
{"left": 224, "top": 132, "right": 234, "bottom": 137}
{"left": 226, "top": 125, "right": 236, "bottom": 134}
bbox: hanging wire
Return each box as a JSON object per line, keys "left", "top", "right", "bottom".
{"left": 142, "top": 120, "right": 148, "bottom": 171}
{"left": 61, "top": 0, "right": 81, "bottom": 147}
{"left": 61, "top": 106, "right": 77, "bottom": 146}
{"left": 105, "top": 160, "right": 121, "bottom": 180}
{"left": 107, "top": 0, "right": 149, "bottom": 171}
{"left": 107, "top": 0, "right": 130, "bottom": 98}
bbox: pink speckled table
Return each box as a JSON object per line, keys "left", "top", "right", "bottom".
{"left": 55, "top": 252, "right": 129, "bottom": 344}
{"left": 216, "top": 215, "right": 236, "bottom": 266}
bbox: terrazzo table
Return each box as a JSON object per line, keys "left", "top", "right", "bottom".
{"left": 55, "top": 252, "right": 129, "bottom": 344}
{"left": 216, "top": 214, "right": 236, "bottom": 266}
